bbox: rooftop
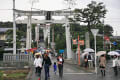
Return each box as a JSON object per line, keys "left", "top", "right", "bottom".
{"left": 0, "top": 28, "right": 13, "bottom": 33}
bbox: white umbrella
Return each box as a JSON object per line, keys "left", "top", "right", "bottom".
{"left": 96, "top": 51, "right": 106, "bottom": 56}
{"left": 83, "top": 48, "right": 94, "bottom": 52}
{"left": 108, "top": 51, "right": 120, "bottom": 56}
{"left": 35, "top": 52, "right": 42, "bottom": 56}
{"left": 81, "top": 52, "right": 89, "bottom": 57}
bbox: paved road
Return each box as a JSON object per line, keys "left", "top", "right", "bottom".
{"left": 31, "top": 58, "right": 120, "bottom": 80}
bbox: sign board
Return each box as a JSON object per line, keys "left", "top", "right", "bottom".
{"left": 72, "top": 39, "right": 77, "bottom": 44}
{"left": 59, "top": 50, "right": 64, "bottom": 54}
{"left": 78, "top": 40, "right": 84, "bottom": 45}
{"left": 104, "top": 36, "right": 110, "bottom": 41}
{"left": 113, "top": 41, "right": 117, "bottom": 46}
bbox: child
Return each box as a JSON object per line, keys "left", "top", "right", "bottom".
{"left": 53, "top": 62, "right": 57, "bottom": 75}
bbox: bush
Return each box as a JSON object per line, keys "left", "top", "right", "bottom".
{"left": 0, "top": 70, "right": 3, "bottom": 80}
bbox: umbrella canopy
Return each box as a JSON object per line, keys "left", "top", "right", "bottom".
{"left": 115, "top": 50, "right": 120, "bottom": 54}
{"left": 96, "top": 51, "right": 106, "bottom": 56}
{"left": 108, "top": 51, "right": 120, "bottom": 56}
{"left": 81, "top": 52, "right": 89, "bottom": 57}
{"left": 26, "top": 48, "right": 37, "bottom": 52}
{"left": 35, "top": 52, "right": 42, "bottom": 56}
{"left": 83, "top": 48, "right": 94, "bottom": 52}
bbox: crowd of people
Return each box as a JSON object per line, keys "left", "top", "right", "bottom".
{"left": 33, "top": 47, "right": 120, "bottom": 80}
{"left": 99, "top": 54, "right": 120, "bottom": 76}
{"left": 33, "top": 49, "right": 64, "bottom": 80}
{"left": 83, "top": 52, "right": 120, "bottom": 77}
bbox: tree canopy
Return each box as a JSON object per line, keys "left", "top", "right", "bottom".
{"left": 74, "top": 1, "right": 107, "bottom": 31}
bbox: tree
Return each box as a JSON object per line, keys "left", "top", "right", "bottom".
{"left": 74, "top": 1, "right": 107, "bottom": 31}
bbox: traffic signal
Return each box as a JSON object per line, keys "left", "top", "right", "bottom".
{"left": 46, "top": 11, "right": 51, "bottom": 20}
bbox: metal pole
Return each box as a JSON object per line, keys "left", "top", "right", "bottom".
{"left": 13, "top": 0, "right": 16, "bottom": 55}
{"left": 78, "top": 35, "right": 80, "bottom": 65}
{"left": 94, "top": 36, "right": 97, "bottom": 74}
{"left": 110, "top": 42, "right": 111, "bottom": 51}
{"left": 103, "top": 20, "right": 104, "bottom": 50}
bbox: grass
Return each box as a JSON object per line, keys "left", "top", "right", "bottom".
{"left": 0, "top": 69, "right": 29, "bottom": 80}
{"left": 7, "top": 73, "right": 26, "bottom": 78}
{"left": 0, "top": 70, "right": 3, "bottom": 80}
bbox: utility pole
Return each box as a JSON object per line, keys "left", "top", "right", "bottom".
{"left": 103, "top": 19, "right": 105, "bottom": 50}
{"left": 78, "top": 35, "right": 80, "bottom": 65}
{"left": 13, "top": 0, "right": 16, "bottom": 55}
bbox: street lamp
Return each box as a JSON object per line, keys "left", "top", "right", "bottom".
{"left": 91, "top": 29, "right": 99, "bottom": 74}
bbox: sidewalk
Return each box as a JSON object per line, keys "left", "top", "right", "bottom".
{"left": 30, "top": 57, "right": 95, "bottom": 80}
{"left": 29, "top": 57, "right": 120, "bottom": 80}
{"left": 64, "top": 59, "right": 95, "bottom": 73}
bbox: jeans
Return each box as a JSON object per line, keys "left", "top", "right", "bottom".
{"left": 44, "top": 64, "right": 50, "bottom": 80}
{"left": 35, "top": 67, "right": 42, "bottom": 78}
{"left": 113, "top": 66, "right": 118, "bottom": 76}
{"left": 58, "top": 64, "right": 63, "bottom": 78}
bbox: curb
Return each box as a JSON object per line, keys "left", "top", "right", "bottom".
{"left": 25, "top": 67, "right": 33, "bottom": 80}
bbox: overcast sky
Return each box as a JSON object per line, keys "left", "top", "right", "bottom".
{"left": 0, "top": 0, "right": 120, "bottom": 36}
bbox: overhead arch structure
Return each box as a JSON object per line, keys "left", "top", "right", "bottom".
{"left": 13, "top": 0, "right": 75, "bottom": 59}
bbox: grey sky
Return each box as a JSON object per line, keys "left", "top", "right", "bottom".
{"left": 0, "top": 0, "right": 120, "bottom": 35}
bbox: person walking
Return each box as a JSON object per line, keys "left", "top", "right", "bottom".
{"left": 53, "top": 62, "right": 57, "bottom": 75}
{"left": 84, "top": 54, "right": 88, "bottom": 68}
{"left": 42, "top": 53, "right": 52, "bottom": 80}
{"left": 87, "top": 54, "right": 93, "bottom": 68}
{"left": 34, "top": 54, "right": 43, "bottom": 80}
{"left": 112, "top": 55, "right": 118, "bottom": 76}
{"left": 57, "top": 54, "right": 64, "bottom": 80}
{"left": 99, "top": 54, "right": 106, "bottom": 76}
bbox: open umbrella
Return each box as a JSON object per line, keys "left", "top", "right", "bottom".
{"left": 35, "top": 52, "right": 42, "bottom": 56}
{"left": 115, "top": 50, "right": 120, "bottom": 54}
{"left": 83, "top": 48, "right": 94, "bottom": 52}
{"left": 108, "top": 51, "right": 120, "bottom": 56}
{"left": 81, "top": 52, "right": 89, "bottom": 57}
{"left": 96, "top": 51, "right": 106, "bottom": 56}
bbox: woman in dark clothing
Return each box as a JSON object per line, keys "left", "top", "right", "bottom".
{"left": 42, "top": 53, "right": 52, "bottom": 80}
{"left": 57, "top": 54, "right": 64, "bottom": 80}
{"left": 84, "top": 55, "right": 88, "bottom": 68}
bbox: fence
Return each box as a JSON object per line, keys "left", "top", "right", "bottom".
{"left": 0, "top": 54, "right": 33, "bottom": 68}
{"left": 3, "top": 54, "right": 33, "bottom": 62}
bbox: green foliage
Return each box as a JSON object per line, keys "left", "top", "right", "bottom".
{"left": 7, "top": 73, "right": 26, "bottom": 78}
{"left": 5, "top": 23, "right": 27, "bottom": 48}
{"left": 74, "top": 1, "right": 107, "bottom": 31}
{"left": 51, "top": 24, "right": 66, "bottom": 52}
{"left": 0, "top": 22, "right": 13, "bottom": 28}
{"left": 0, "top": 70, "right": 3, "bottom": 80}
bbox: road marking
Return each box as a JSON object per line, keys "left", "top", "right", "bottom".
{"left": 63, "top": 73, "right": 94, "bottom": 75}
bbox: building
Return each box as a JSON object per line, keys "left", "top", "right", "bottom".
{"left": 0, "top": 28, "right": 12, "bottom": 40}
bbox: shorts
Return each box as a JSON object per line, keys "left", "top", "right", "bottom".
{"left": 99, "top": 65, "right": 105, "bottom": 68}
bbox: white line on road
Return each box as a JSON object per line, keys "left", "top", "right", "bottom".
{"left": 63, "top": 73, "right": 94, "bottom": 75}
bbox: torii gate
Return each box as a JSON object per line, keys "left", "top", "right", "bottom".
{"left": 13, "top": 1, "right": 74, "bottom": 59}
